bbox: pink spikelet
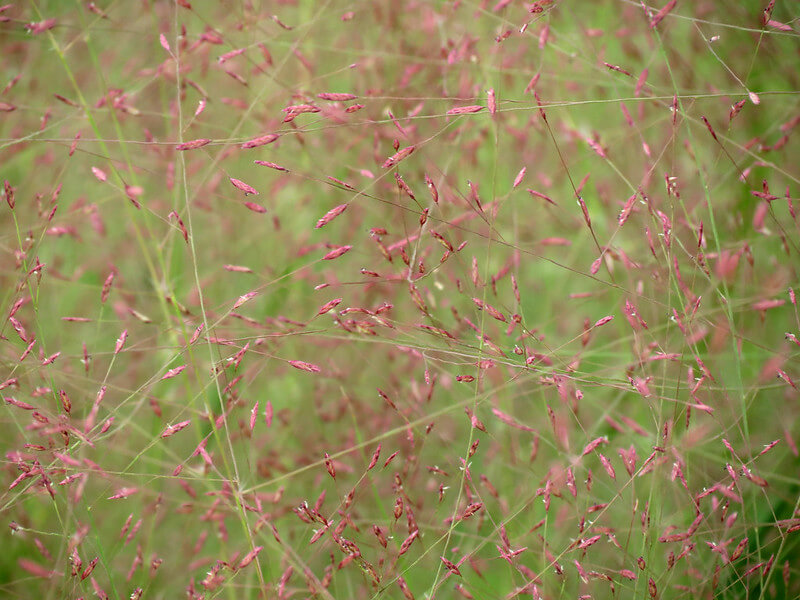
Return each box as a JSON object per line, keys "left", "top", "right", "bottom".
{"left": 368, "top": 444, "right": 381, "bottom": 470}
{"left": 241, "top": 134, "right": 278, "bottom": 149}
{"left": 317, "top": 92, "right": 358, "bottom": 101}
{"left": 244, "top": 201, "right": 267, "bottom": 213}
{"left": 230, "top": 177, "right": 258, "bottom": 196}
{"left": 233, "top": 291, "right": 258, "bottom": 309}
{"left": 254, "top": 160, "right": 288, "bottom": 172}
{"left": 315, "top": 204, "right": 347, "bottom": 229}
{"left": 91, "top": 167, "right": 107, "bottom": 182}
{"left": 161, "top": 365, "right": 187, "bottom": 380}
{"left": 238, "top": 546, "right": 263, "bottom": 570}
{"left": 114, "top": 330, "right": 128, "bottom": 355}
{"left": 289, "top": 360, "right": 321, "bottom": 373}
{"left": 249, "top": 401, "right": 258, "bottom": 431}
{"left": 317, "top": 298, "right": 342, "bottom": 315}
{"left": 176, "top": 138, "right": 211, "bottom": 151}
{"left": 159, "top": 33, "right": 172, "bottom": 54}
{"left": 382, "top": 145, "right": 415, "bottom": 169}
{"left": 161, "top": 420, "right": 190, "bottom": 438}
{"left": 188, "top": 324, "right": 203, "bottom": 345}
{"left": 264, "top": 400, "right": 273, "bottom": 427}
{"left": 487, "top": 89, "right": 497, "bottom": 115}
{"left": 322, "top": 245, "right": 351, "bottom": 260}
{"left": 101, "top": 271, "right": 115, "bottom": 303}
{"left": 650, "top": 0, "right": 677, "bottom": 28}
{"left": 512, "top": 168, "right": 526, "bottom": 189}
{"left": 168, "top": 211, "right": 189, "bottom": 242}
{"left": 447, "top": 105, "right": 484, "bottom": 115}
{"left": 324, "top": 452, "right": 335, "bottom": 478}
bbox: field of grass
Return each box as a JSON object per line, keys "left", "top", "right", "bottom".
{"left": 1, "top": 1, "right": 799, "bottom": 598}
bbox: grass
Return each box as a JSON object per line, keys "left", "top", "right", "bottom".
{"left": 1, "top": 1, "right": 799, "bottom": 598}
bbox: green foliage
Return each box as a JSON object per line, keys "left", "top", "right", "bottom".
{"left": 1, "top": 1, "right": 798, "bottom": 599}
